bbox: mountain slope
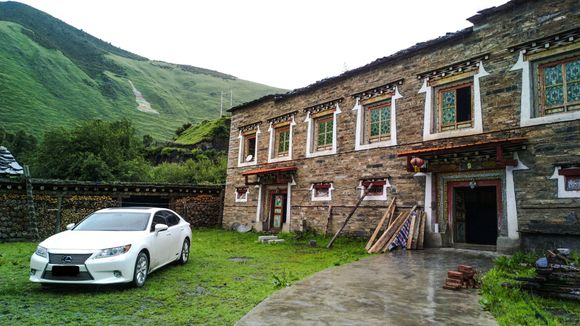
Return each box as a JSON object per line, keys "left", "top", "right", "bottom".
{"left": 0, "top": 2, "right": 283, "bottom": 140}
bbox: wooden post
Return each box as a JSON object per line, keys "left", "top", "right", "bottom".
{"left": 365, "top": 198, "right": 395, "bottom": 250}
{"left": 24, "top": 165, "right": 39, "bottom": 240}
{"left": 55, "top": 195, "right": 63, "bottom": 233}
{"left": 325, "top": 205, "right": 333, "bottom": 236}
{"left": 327, "top": 183, "right": 374, "bottom": 248}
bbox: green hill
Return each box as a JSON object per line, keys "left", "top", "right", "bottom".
{"left": 0, "top": 2, "right": 284, "bottom": 140}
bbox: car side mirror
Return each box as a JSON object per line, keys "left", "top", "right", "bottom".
{"left": 154, "top": 224, "right": 168, "bottom": 233}
{"left": 66, "top": 223, "right": 75, "bottom": 230}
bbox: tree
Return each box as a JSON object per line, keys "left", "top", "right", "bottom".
{"left": 33, "top": 120, "right": 149, "bottom": 181}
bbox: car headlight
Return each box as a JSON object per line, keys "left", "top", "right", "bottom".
{"left": 93, "top": 245, "right": 132, "bottom": 259}
{"left": 34, "top": 246, "right": 48, "bottom": 258}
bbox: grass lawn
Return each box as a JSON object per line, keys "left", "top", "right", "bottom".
{"left": 0, "top": 229, "right": 367, "bottom": 325}
{"left": 480, "top": 252, "right": 580, "bottom": 326}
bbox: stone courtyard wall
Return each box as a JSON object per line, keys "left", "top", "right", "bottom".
{"left": 0, "top": 179, "right": 224, "bottom": 241}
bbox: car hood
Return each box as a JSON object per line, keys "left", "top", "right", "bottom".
{"left": 40, "top": 230, "right": 145, "bottom": 251}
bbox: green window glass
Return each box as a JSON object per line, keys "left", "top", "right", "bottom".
{"left": 441, "top": 91, "right": 456, "bottom": 125}
{"left": 316, "top": 118, "right": 333, "bottom": 149}
{"left": 277, "top": 129, "right": 290, "bottom": 155}
{"left": 540, "top": 56, "right": 580, "bottom": 115}
{"left": 367, "top": 101, "right": 391, "bottom": 141}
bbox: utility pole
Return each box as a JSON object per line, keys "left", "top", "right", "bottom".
{"left": 230, "top": 89, "right": 233, "bottom": 109}
{"left": 24, "top": 165, "right": 39, "bottom": 240}
{"left": 220, "top": 91, "right": 223, "bottom": 117}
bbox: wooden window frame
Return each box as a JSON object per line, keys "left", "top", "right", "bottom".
{"left": 314, "top": 114, "right": 334, "bottom": 151}
{"left": 242, "top": 132, "right": 257, "bottom": 163}
{"left": 537, "top": 55, "right": 580, "bottom": 116}
{"left": 436, "top": 81, "right": 474, "bottom": 132}
{"left": 274, "top": 126, "right": 290, "bottom": 157}
{"left": 364, "top": 100, "right": 391, "bottom": 143}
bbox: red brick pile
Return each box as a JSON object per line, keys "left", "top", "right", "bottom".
{"left": 443, "top": 265, "right": 479, "bottom": 290}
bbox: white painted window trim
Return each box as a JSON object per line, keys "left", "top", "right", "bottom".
{"left": 511, "top": 51, "right": 580, "bottom": 127}
{"left": 419, "top": 61, "right": 488, "bottom": 141}
{"left": 505, "top": 152, "right": 529, "bottom": 239}
{"left": 267, "top": 116, "right": 296, "bottom": 163}
{"left": 304, "top": 103, "right": 341, "bottom": 158}
{"left": 235, "top": 187, "right": 249, "bottom": 203}
{"left": 550, "top": 166, "right": 580, "bottom": 198}
{"left": 352, "top": 86, "right": 402, "bottom": 150}
{"left": 237, "top": 126, "right": 260, "bottom": 167}
{"left": 357, "top": 179, "right": 391, "bottom": 201}
{"left": 310, "top": 183, "right": 334, "bottom": 202}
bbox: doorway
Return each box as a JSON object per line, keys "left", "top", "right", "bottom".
{"left": 268, "top": 190, "right": 287, "bottom": 232}
{"left": 447, "top": 180, "right": 502, "bottom": 246}
{"left": 453, "top": 186, "right": 498, "bottom": 245}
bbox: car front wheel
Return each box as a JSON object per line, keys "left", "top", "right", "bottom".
{"left": 178, "top": 239, "right": 190, "bottom": 265}
{"left": 133, "top": 251, "right": 149, "bottom": 287}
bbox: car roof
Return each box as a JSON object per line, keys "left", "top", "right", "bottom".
{"left": 96, "top": 207, "right": 167, "bottom": 213}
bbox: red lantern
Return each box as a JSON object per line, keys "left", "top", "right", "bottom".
{"left": 410, "top": 157, "right": 425, "bottom": 172}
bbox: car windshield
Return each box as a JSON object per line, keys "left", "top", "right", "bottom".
{"left": 74, "top": 212, "right": 150, "bottom": 231}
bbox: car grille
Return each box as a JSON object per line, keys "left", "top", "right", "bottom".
{"left": 42, "top": 271, "right": 94, "bottom": 281}
{"left": 48, "top": 253, "right": 92, "bottom": 264}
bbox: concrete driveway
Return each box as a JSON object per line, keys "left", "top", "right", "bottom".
{"left": 237, "top": 249, "right": 498, "bottom": 326}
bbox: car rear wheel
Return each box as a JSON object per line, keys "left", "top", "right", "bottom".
{"left": 177, "top": 239, "right": 190, "bottom": 265}
{"left": 133, "top": 251, "right": 149, "bottom": 287}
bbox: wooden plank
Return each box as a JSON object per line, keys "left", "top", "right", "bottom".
{"left": 382, "top": 210, "right": 415, "bottom": 252}
{"left": 365, "top": 198, "right": 395, "bottom": 250}
{"left": 368, "top": 211, "right": 406, "bottom": 253}
{"left": 327, "top": 183, "right": 375, "bottom": 248}
{"left": 406, "top": 212, "right": 417, "bottom": 250}
{"left": 386, "top": 202, "right": 397, "bottom": 228}
{"left": 418, "top": 212, "right": 426, "bottom": 250}
{"left": 325, "top": 205, "right": 333, "bottom": 236}
{"left": 380, "top": 206, "right": 417, "bottom": 253}
{"left": 411, "top": 210, "right": 422, "bottom": 249}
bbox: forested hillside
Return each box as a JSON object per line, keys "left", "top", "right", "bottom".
{"left": 0, "top": 2, "right": 283, "bottom": 140}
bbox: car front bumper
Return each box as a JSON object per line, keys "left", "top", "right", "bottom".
{"left": 30, "top": 250, "right": 138, "bottom": 285}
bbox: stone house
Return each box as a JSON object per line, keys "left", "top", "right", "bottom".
{"left": 223, "top": 0, "right": 580, "bottom": 253}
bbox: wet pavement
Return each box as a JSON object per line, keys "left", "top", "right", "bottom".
{"left": 237, "top": 248, "right": 498, "bottom": 326}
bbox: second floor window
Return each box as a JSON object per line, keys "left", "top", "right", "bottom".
{"left": 242, "top": 132, "right": 257, "bottom": 162}
{"left": 315, "top": 115, "right": 333, "bottom": 151}
{"left": 275, "top": 127, "right": 290, "bottom": 157}
{"left": 366, "top": 100, "right": 391, "bottom": 143}
{"left": 537, "top": 55, "right": 579, "bottom": 116}
{"left": 436, "top": 81, "right": 473, "bottom": 132}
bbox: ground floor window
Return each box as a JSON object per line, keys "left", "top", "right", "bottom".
{"left": 235, "top": 187, "right": 248, "bottom": 202}
{"left": 310, "top": 182, "right": 333, "bottom": 201}
{"left": 359, "top": 178, "right": 389, "bottom": 201}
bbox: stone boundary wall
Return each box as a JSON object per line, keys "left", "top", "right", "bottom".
{"left": 0, "top": 179, "right": 224, "bottom": 242}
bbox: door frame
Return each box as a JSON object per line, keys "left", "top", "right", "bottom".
{"left": 268, "top": 190, "right": 287, "bottom": 232}
{"left": 446, "top": 179, "right": 503, "bottom": 244}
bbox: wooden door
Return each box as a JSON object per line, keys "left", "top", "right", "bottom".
{"left": 269, "top": 192, "right": 287, "bottom": 232}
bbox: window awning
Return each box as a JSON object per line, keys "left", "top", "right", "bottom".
{"left": 397, "top": 137, "right": 527, "bottom": 173}
{"left": 242, "top": 166, "right": 297, "bottom": 176}
{"left": 242, "top": 166, "right": 297, "bottom": 185}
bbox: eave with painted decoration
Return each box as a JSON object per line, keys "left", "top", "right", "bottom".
{"left": 397, "top": 138, "right": 527, "bottom": 173}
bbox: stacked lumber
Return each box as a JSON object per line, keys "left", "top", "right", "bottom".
{"left": 443, "top": 265, "right": 479, "bottom": 290}
{"left": 367, "top": 204, "right": 427, "bottom": 253}
{"left": 505, "top": 249, "right": 580, "bottom": 301}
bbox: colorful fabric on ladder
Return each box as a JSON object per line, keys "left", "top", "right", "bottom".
{"left": 390, "top": 218, "right": 411, "bottom": 250}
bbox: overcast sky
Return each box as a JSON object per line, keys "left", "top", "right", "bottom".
{"left": 12, "top": 0, "right": 508, "bottom": 90}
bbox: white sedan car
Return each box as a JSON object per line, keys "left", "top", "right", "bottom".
{"left": 30, "top": 207, "right": 192, "bottom": 287}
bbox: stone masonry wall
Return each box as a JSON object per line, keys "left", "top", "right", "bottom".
{"left": 224, "top": 0, "right": 580, "bottom": 242}
{"left": 0, "top": 180, "right": 224, "bottom": 241}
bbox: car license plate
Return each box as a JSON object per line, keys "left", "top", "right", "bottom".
{"left": 52, "top": 265, "right": 79, "bottom": 276}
